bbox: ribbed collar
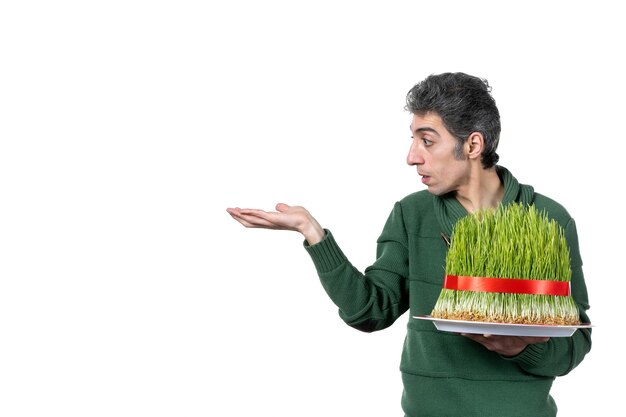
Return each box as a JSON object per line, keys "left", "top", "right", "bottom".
{"left": 433, "top": 166, "right": 535, "bottom": 237}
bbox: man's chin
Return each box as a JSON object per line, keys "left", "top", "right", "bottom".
{"left": 426, "top": 186, "right": 452, "bottom": 197}
{"left": 425, "top": 186, "right": 443, "bottom": 196}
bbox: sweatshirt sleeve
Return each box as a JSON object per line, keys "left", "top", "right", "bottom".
{"left": 304, "top": 202, "right": 410, "bottom": 332}
{"left": 505, "top": 218, "right": 592, "bottom": 376}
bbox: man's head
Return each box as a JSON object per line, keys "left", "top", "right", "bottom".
{"left": 405, "top": 72, "right": 500, "bottom": 169}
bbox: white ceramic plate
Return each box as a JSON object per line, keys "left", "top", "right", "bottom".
{"left": 413, "top": 315, "right": 593, "bottom": 337}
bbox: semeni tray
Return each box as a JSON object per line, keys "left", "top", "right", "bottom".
{"left": 414, "top": 315, "right": 593, "bottom": 337}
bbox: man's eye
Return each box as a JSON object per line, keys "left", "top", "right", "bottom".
{"left": 422, "top": 138, "right": 432, "bottom": 146}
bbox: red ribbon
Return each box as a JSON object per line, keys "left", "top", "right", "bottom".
{"left": 443, "top": 275, "right": 571, "bottom": 296}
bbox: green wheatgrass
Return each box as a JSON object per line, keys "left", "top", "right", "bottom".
{"left": 432, "top": 203, "right": 580, "bottom": 325}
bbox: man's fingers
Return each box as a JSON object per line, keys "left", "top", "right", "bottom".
{"left": 228, "top": 212, "right": 258, "bottom": 228}
{"left": 238, "top": 209, "right": 280, "bottom": 224}
{"left": 228, "top": 210, "right": 278, "bottom": 229}
{"left": 227, "top": 212, "right": 251, "bottom": 227}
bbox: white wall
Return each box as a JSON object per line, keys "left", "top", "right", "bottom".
{"left": 1, "top": 1, "right": 621, "bottom": 415}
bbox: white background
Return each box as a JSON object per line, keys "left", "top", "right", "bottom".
{"left": 1, "top": 1, "right": 623, "bottom": 416}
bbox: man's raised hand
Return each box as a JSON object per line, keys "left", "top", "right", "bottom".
{"left": 226, "top": 203, "right": 325, "bottom": 245}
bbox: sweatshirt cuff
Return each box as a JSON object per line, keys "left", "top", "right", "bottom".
{"left": 502, "top": 341, "right": 547, "bottom": 368}
{"left": 303, "top": 229, "right": 348, "bottom": 273}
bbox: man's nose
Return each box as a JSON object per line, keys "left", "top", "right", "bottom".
{"left": 407, "top": 142, "right": 424, "bottom": 166}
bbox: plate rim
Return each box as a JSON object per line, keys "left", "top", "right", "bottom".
{"left": 413, "top": 315, "right": 593, "bottom": 329}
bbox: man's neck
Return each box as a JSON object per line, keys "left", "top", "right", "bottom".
{"left": 455, "top": 166, "right": 504, "bottom": 213}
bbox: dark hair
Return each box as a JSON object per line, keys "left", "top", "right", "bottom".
{"left": 405, "top": 72, "right": 500, "bottom": 168}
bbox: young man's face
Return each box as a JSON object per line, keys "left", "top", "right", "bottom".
{"left": 407, "top": 112, "right": 470, "bottom": 196}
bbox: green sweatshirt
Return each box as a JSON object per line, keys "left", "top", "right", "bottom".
{"left": 304, "top": 166, "right": 591, "bottom": 417}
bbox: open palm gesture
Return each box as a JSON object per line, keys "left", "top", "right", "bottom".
{"left": 227, "top": 203, "right": 325, "bottom": 245}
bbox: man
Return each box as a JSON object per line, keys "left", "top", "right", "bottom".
{"left": 227, "top": 73, "right": 591, "bottom": 416}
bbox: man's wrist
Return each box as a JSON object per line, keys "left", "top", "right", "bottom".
{"left": 300, "top": 220, "right": 325, "bottom": 245}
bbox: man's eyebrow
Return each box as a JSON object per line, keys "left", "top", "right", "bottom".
{"left": 410, "top": 126, "right": 440, "bottom": 136}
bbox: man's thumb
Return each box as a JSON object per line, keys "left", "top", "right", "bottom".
{"left": 275, "top": 203, "right": 290, "bottom": 212}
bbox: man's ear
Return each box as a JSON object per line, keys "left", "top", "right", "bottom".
{"left": 466, "top": 132, "right": 484, "bottom": 161}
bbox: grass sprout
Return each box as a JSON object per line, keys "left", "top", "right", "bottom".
{"left": 432, "top": 203, "right": 580, "bottom": 325}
